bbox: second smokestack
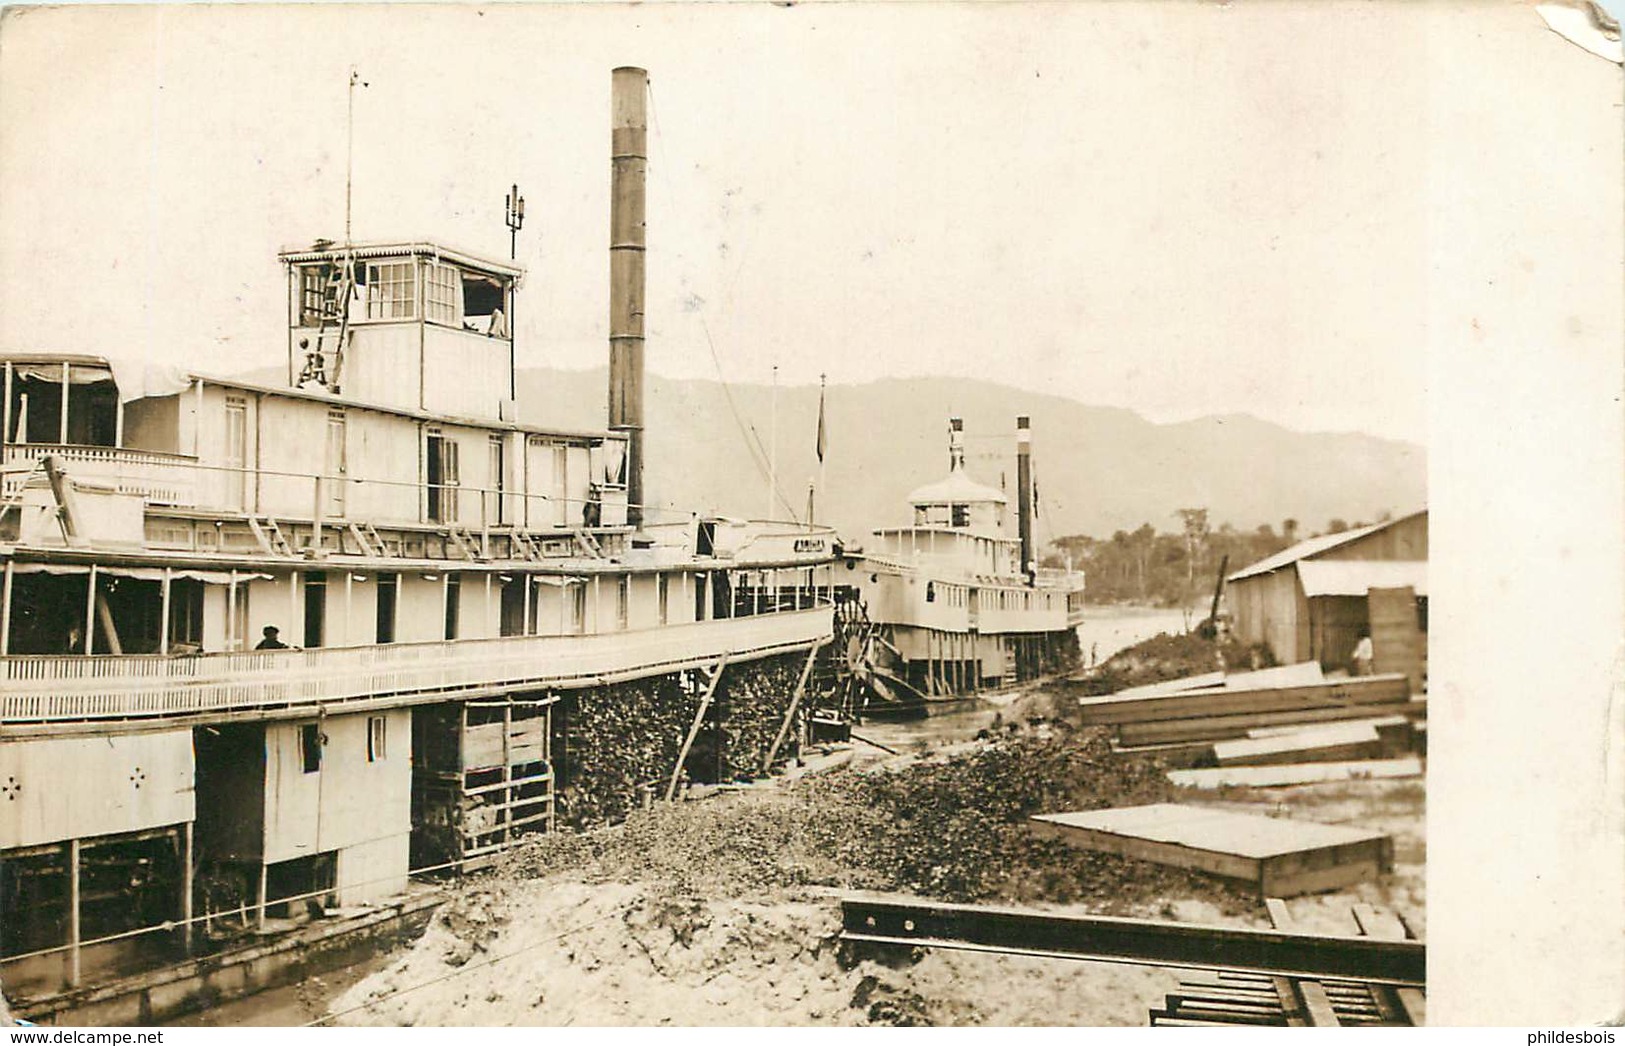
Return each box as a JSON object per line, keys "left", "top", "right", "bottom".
{"left": 1017, "top": 415, "right": 1034, "bottom": 585}
{"left": 609, "top": 66, "right": 648, "bottom": 527}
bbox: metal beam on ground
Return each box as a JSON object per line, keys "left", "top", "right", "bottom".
{"left": 838, "top": 895, "right": 1425, "bottom": 986}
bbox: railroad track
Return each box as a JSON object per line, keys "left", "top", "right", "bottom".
{"left": 838, "top": 894, "right": 1425, "bottom": 1027}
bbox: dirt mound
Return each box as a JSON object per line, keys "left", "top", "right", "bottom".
{"left": 331, "top": 878, "right": 1184, "bottom": 1026}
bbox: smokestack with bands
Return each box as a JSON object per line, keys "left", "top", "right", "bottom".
{"left": 949, "top": 416, "right": 966, "bottom": 471}
{"left": 609, "top": 67, "right": 648, "bottom": 527}
{"left": 1016, "top": 415, "right": 1033, "bottom": 585}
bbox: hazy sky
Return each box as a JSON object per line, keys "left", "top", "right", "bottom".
{"left": 0, "top": 2, "right": 1597, "bottom": 446}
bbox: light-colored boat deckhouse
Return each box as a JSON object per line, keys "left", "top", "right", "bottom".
{"left": 841, "top": 416, "right": 1085, "bottom": 706}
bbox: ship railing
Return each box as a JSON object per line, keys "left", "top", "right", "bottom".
{"left": 0, "top": 447, "right": 717, "bottom": 539}
{"left": 2, "top": 444, "right": 198, "bottom": 506}
{"left": 0, "top": 606, "right": 833, "bottom": 724}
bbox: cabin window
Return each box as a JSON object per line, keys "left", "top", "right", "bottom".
{"left": 300, "top": 724, "right": 323, "bottom": 774}
{"left": 951, "top": 503, "right": 970, "bottom": 527}
{"left": 616, "top": 575, "right": 630, "bottom": 630}
{"left": 367, "top": 716, "right": 387, "bottom": 762}
{"left": 424, "top": 262, "right": 460, "bottom": 326}
{"left": 444, "top": 574, "right": 461, "bottom": 640}
{"left": 6, "top": 364, "right": 118, "bottom": 447}
{"left": 657, "top": 573, "right": 669, "bottom": 625}
{"left": 376, "top": 573, "right": 398, "bottom": 644}
{"left": 926, "top": 581, "right": 936, "bottom": 603}
{"left": 365, "top": 261, "right": 416, "bottom": 320}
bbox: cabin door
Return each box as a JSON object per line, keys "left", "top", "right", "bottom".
{"left": 551, "top": 445, "right": 569, "bottom": 528}
{"left": 225, "top": 396, "right": 249, "bottom": 511}
{"left": 325, "top": 411, "right": 347, "bottom": 517}
{"left": 967, "top": 588, "right": 980, "bottom": 630}
{"left": 486, "top": 436, "right": 505, "bottom": 527}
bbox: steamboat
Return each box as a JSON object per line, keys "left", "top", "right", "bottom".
{"left": 828, "top": 415, "right": 1087, "bottom": 717}
{"left": 0, "top": 68, "right": 837, "bottom": 1016}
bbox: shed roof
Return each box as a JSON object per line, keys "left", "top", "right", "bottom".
{"left": 1227, "top": 509, "right": 1427, "bottom": 583}
{"left": 1297, "top": 559, "right": 1428, "bottom": 597}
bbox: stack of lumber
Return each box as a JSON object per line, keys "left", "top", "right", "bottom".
{"left": 1079, "top": 661, "right": 1425, "bottom": 784}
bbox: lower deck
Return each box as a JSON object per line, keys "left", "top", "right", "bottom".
{"left": 0, "top": 645, "right": 821, "bottom": 1005}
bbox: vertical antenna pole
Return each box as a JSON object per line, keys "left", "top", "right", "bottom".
{"left": 505, "top": 184, "right": 526, "bottom": 403}
{"left": 768, "top": 364, "right": 778, "bottom": 519}
{"left": 345, "top": 67, "right": 358, "bottom": 247}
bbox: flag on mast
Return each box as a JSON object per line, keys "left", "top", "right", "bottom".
{"left": 815, "top": 376, "right": 827, "bottom": 463}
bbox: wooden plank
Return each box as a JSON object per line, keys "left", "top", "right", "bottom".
{"left": 1212, "top": 723, "right": 1384, "bottom": 766}
{"left": 1168, "top": 758, "right": 1424, "bottom": 790}
{"left": 1118, "top": 699, "right": 1423, "bottom": 747}
{"left": 1216, "top": 661, "right": 1326, "bottom": 690}
{"left": 1263, "top": 895, "right": 1339, "bottom": 1026}
{"left": 1108, "top": 739, "right": 1216, "bottom": 768}
{"left": 1078, "top": 674, "right": 1412, "bottom": 726}
{"left": 1110, "top": 671, "right": 1226, "bottom": 699}
{"left": 1247, "top": 715, "right": 1409, "bottom": 740}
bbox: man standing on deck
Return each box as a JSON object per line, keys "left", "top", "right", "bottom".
{"left": 255, "top": 625, "right": 288, "bottom": 650}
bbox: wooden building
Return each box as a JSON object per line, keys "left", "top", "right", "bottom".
{"left": 1226, "top": 510, "right": 1427, "bottom": 690}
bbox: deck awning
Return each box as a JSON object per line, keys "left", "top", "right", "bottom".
{"left": 8, "top": 564, "right": 273, "bottom": 584}
{"left": 1297, "top": 559, "right": 1428, "bottom": 598}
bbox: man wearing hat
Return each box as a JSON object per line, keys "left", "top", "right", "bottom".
{"left": 255, "top": 625, "right": 289, "bottom": 650}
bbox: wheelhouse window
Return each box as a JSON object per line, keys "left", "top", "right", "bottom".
{"left": 424, "top": 262, "right": 459, "bottom": 326}
{"left": 365, "top": 261, "right": 416, "bottom": 320}
{"left": 460, "top": 271, "right": 509, "bottom": 338}
{"left": 297, "top": 261, "right": 358, "bottom": 327}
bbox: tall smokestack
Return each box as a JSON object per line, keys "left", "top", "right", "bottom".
{"left": 1016, "top": 415, "right": 1033, "bottom": 585}
{"left": 609, "top": 66, "right": 648, "bottom": 528}
{"left": 948, "top": 416, "right": 966, "bottom": 470}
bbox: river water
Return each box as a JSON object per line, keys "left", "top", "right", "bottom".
{"left": 855, "top": 603, "right": 1195, "bottom": 752}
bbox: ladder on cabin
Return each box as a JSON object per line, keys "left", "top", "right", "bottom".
{"left": 446, "top": 523, "right": 484, "bottom": 561}
{"left": 348, "top": 521, "right": 393, "bottom": 558}
{"left": 510, "top": 528, "right": 543, "bottom": 561}
{"left": 297, "top": 259, "right": 356, "bottom": 392}
{"left": 573, "top": 528, "right": 606, "bottom": 560}
{"left": 248, "top": 515, "right": 295, "bottom": 557}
